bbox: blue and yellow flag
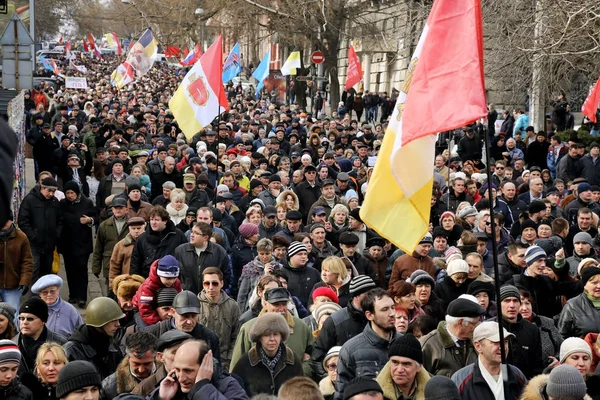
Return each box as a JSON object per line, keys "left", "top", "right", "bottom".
{"left": 126, "top": 29, "right": 158, "bottom": 78}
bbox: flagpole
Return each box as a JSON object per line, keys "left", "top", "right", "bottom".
{"left": 483, "top": 124, "right": 508, "bottom": 378}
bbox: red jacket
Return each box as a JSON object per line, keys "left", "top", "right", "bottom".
{"left": 132, "top": 259, "right": 182, "bottom": 325}
{"left": 584, "top": 332, "right": 600, "bottom": 373}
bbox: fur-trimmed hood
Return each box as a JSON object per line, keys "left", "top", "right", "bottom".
{"left": 376, "top": 360, "right": 430, "bottom": 400}
{"left": 112, "top": 274, "right": 144, "bottom": 300}
{"left": 520, "top": 373, "right": 592, "bottom": 400}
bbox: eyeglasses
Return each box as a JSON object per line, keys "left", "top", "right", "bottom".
{"left": 40, "top": 289, "right": 57, "bottom": 296}
{"left": 18, "top": 316, "right": 37, "bottom": 322}
{"left": 495, "top": 166, "right": 504, "bottom": 170}
{"left": 326, "top": 363, "right": 337, "bottom": 371}
{"left": 203, "top": 281, "right": 220, "bottom": 287}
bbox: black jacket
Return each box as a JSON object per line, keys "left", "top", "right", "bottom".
{"left": 451, "top": 360, "right": 526, "bottom": 400}
{"left": 492, "top": 315, "right": 543, "bottom": 379}
{"left": 282, "top": 263, "right": 322, "bottom": 308}
{"left": 0, "top": 377, "right": 33, "bottom": 400}
{"left": 558, "top": 293, "right": 600, "bottom": 338}
{"left": 143, "top": 318, "right": 220, "bottom": 361}
{"left": 174, "top": 242, "right": 230, "bottom": 294}
{"left": 186, "top": 188, "right": 210, "bottom": 210}
{"left": 64, "top": 324, "right": 124, "bottom": 379}
{"left": 129, "top": 220, "right": 187, "bottom": 278}
{"left": 294, "top": 180, "right": 321, "bottom": 221}
{"left": 20, "top": 373, "right": 55, "bottom": 400}
{"left": 18, "top": 186, "right": 62, "bottom": 253}
{"left": 230, "top": 239, "right": 257, "bottom": 298}
{"left": 96, "top": 173, "right": 128, "bottom": 210}
{"left": 502, "top": 195, "right": 529, "bottom": 222}
{"left": 33, "top": 133, "right": 59, "bottom": 174}
{"left": 15, "top": 328, "right": 67, "bottom": 374}
{"left": 311, "top": 301, "right": 367, "bottom": 378}
{"left": 434, "top": 276, "right": 468, "bottom": 311}
{"left": 57, "top": 195, "right": 96, "bottom": 257}
{"left": 494, "top": 252, "right": 522, "bottom": 286}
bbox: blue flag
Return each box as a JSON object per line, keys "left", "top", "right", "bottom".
{"left": 252, "top": 50, "right": 271, "bottom": 98}
{"left": 39, "top": 56, "right": 54, "bottom": 72}
{"left": 222, "top": 42, "right": 241, "bottom": 84}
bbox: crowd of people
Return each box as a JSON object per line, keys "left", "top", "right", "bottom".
{"left": 1, "top": 52, "right": 600, "bottom": 400}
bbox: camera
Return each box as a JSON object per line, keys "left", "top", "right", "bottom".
{"left": 75, "top": 143, "right": 82, "bottom": 149}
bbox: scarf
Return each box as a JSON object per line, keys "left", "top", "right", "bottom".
{"left": 259, "top": 343, "right": 283, "bottom": 373}
{"left": 478, "top": 358, "right": 504, "bottom": 399}
{"left": 0, "top": 223, "right": 15, "bottom": 242}
{"left": 586, "top": 292, "right": 600, "bottom": 308}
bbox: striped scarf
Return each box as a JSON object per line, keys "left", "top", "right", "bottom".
{"left": 259, "top": 344, "right": 283, "bottom": 373}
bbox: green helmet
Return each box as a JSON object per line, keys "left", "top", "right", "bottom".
{"left": 85, "top": 297, "right": 125, "bottom": 327}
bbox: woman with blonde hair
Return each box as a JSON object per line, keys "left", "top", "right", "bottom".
{"left": 245, "top": 207, "right": 263, "bottom": 225}
{"left": 309, "top": 256, "right": 352, "bottom": 307}
{"left": 21, "top": 342, "right": 68, "bottom": 400}
{"left": 276, "top": 189, "right": 300, "bottom": 211}
{"left": 166, "top": 188, "right": 188, "bottom": 225}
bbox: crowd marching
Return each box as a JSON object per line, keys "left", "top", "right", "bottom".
{"left": 1, "top": 47, "right": 600, "bottom": 400}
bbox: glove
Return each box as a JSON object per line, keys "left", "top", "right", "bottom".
{"left": 18, "top": 285, "right": 28, "bottom": 295}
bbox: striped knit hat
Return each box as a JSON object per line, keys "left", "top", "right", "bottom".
{"left": 525, "top": 245, "right": 546, "bottom": 266}
{"left": 0, "top": 340, "right": 21, "bottom": 366}
{"left": 287, "top": 241, "right": 308, "bottom": 258}
{"left": 349, "top": 275, "right": 377, "bottom": 297}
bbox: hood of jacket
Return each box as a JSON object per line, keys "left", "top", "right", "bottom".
{"left": 376, "top": 361, "right": 430, "bottom": 400}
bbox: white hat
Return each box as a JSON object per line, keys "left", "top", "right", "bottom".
{"left": 447, "top": 259, "right": 469, "bottom": 276}
{"left": 560, "top": 337, "right": 592, "bottom": 363}
{"left": 473, "top": 321, "right": 514, "bottom": 343}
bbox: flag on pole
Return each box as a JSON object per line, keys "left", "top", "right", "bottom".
{"left": 39, "top": 56, "right": 54, "bottom": 72}
{"left": 345, "top": 45, "right": 362, "bottom": 90}
{"left": 58, "top": 35, "right": 63, "bottom": 45}
{"left": 104, "top": 32, "right": 123, "bottom": 55}
{"left": 65, "top": 41, "right": 72, "bottom": 58}
{"left": 180, "top": 44, "right": 201, "bottom": 66}
{"left": 82, "top": 40, "right": 89, "bottom": 52}
{"left": 70, "top": 61, "right": 88, "bottom": 74}
{"left": 360, "top": 0, "right": 487, "bottom": 253}
{"left": 50, "top": 59, "right": 60, "bottom": 76}
{"left": 252, "top": 50, "right": 271, "bottom": 98}
{"left": 582, "top": 78, "right": 600, "bottom": 123}
{"left": 165, "top": 46, "right": 181, "bottom": 57}
{"left": 169, "top": 35, "right": 229, "bottom": 139}
{"left": 222, "top": 42, "right": 241, "bottom": 83}
{"left": 111, "top": 61, "right": 135, "bottom": 89}
{"left": 280, "top": 51, "right": 301, "bottom": 76}
{"left": 125, "top": 29, "right": 158, "bottom": 77}
{"left": 87, "top": 33, "right": 102, "bottom": 58}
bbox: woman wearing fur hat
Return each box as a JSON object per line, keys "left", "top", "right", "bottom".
{"left": 231, "top": 313, "right": 303, "bottom": 396}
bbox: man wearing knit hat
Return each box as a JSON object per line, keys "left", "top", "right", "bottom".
{"left": 563, "top": 231, "right": 599, "bottom": 277}
{"left": 495, "top": 284, "right": 543, "bottom": 379}
{"left": 508, "top": 245, "right": 581, "bottom": 318}
{"left": 389, "top": 233, "right": 436, "bottom": 288}
{"left": 339, "top": 232, "right": 377, "bottom": 281}
{"left": 545, "top": 364, "right": 589, "bottom": 400}
{"left": 56, "top": 360, "right": 102, "bottom": 400}
{"left": 16, "top": 296, "right": 67, "bottom": 373}
{"left": 451, "top": 321, "right": 526, "bottom": 400}
{"left": 312, "top": 275, "right": 377, "bottom": 378}
{"left": 0, "top": 340, "right": 31, "bottom": 398}
{"left": 565, "top": 182, "right": 600, "bottom": 225}
{"left": 342, "top": 376, "right": 384, "bottom": 400}
{"left": 421, "top": 298, "right": 485, "bottom": 377}
{"left": 282, "top": 241, "right": 321, "bottom": 307}
{"left": 335, "top": 288, "right": 400, "bottom": 400}
{"left": 376, "top": 334, "right": 430, "bottom": 399}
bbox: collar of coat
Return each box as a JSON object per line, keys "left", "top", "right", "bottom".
{"left": 376, "top": 360, "right": 430, "bottom": 400}
{"left": 521, "top": 373, "right": 592, "bottom": 400}
{"left": 437, "top": 321, "right": 474, "bottom": 349}
{"left": 247, "top": 345, "right": 295, "bottom": 368}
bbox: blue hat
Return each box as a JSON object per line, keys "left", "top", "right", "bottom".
{"left": 31, "top": 274, "right": 63, "bottom": 294}
{"left": 157, "top": 255, "right": 180, "bottom": 278}
{"left": 578, "top": 182, "right": 592, "bottom": 193}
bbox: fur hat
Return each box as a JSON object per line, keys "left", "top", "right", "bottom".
{"left": 112, "top": 274, "right": 145, "bottom": 300}
{"left": 249, "top": 312, "right": 290, "bottom": 343}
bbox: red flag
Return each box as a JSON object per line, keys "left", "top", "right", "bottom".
{"left": 582, "top": 78, "right": 600, "bottom": 123}
{"left": 165, "top": 46, "right": 181, "bottom": 57}
{"left": 112, "top": 32, "right": 122, "bottom": 55}
{"left": 58, "top": 35, "right": 63, "bottom": 45}
{"left": 83, "top": 40, "right": 89, "bottom": 52}
{"left": 87, "top": 33, "right": 102, "bottom": 58}
{"left": 345, "top": 45, "right": 362, "bottom": 90}
{"left": 65, "top": 41, "right": 72, "bottom": 55}
{"left": 183, "top": 47, "right": 189, "bottom": 57}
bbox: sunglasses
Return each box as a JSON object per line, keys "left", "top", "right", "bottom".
{"left": 203, "top": 281, "right": 220, "bottom": 287}
{"left": 18, "top": 316, "right": 37, "bottom": 322}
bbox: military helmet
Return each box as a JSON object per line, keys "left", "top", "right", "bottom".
{"left": 85, "top": 297, "right": 125, "bottom": 327}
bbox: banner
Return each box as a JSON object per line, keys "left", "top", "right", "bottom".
{"left": 65, "top": 77, "right": 88, "bottom": 89}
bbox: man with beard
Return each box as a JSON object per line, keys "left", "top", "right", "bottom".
{"left": 334, "top": 288, "right": 399, "bottom": 400}
{"left": 101, "top": 331, "right": 158, "bottom": 398}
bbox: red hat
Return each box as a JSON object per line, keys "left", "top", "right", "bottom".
{"left": 312, "top": 287, "right": 339, "bottom": 304}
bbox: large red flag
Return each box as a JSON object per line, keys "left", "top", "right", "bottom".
{"left": 111, "top": 32, "right": 123, "bottom": 55}
{"left": 345, "top": 45, "right": 362, "bottom": 90}
{"left": 582, "top": 78, "right": 600, "bottom": 123}
{"left": 82, "top": 40, "right": 89, "bottom": 52}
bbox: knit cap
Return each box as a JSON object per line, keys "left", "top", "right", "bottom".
{"left": 408, "top": 269, "right": 435, "bottom": 288}
{"left": 577, "top": 258, "right": 599, "bottom": 277}
{"left": 0, "top": 340, "right": 20, "bottom": 366}
{"left": 312, "top": 287, "right": 339, "bottom": 304}
{"left": 573, "top": 231, "right": 593, "bottom": 246}
{"left": 314, "top": 302, "right": 342, "bottom": 325}
{"left": 581, "top": 266, "right": 600, "bottom": 286}
{"left": 0, "top": 303, "right": 15, "bottom": 324}
{"left": 447, "top": 259, "right": 469, "bottom": 276}
{"left": 156, "top": 287, "right": 179, "bottom": 307}
{"left": 423, "top": 376, "right": 460, "bottom": 400}
{"left": 238, "top": 223, "right": 259, "bottom": 239}
{"left": 560, "top": 337, "right": 592, "bottom": 363}
{"left": 521, "top": 219, "right": 538, "bottom": 233}
{"left": 499, "top": 285, "right": 521, "bottom": 303}
{"left": 323, "top": 346, "right": 342, "bottom": 370}
{"left": 388, "top": 334, "right": 423, "bottom": 364}
{"left": 56, "top": 360, "right": 102, "bottom": 398}
{"left": 546, "top": 364, "right": 587, "bottom": 399}
{"left": 349, "top": 275, "right": 376, "bottom": 297}
{"left": 287, "top": 241, "right": 308, "bottom": 258}
{"left": 342, "top": 377, "right": 383, "bottom": 400}
{"left": 457, "top": 206, "right": 478, "bottom": 219}
{"left": 525, "top": 245, "right": 546, "bottom": 266}
{"left": 440, "top": 211, "right": 456, "bottom": 224}
{"left": 156, "top": 255, "right": 180, "bottom": 278}
{"left": 19, "top": 296, "right": 48, "bottom": 322}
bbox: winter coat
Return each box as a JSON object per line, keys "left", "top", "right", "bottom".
{"left": 565, "top": 252, "right": 600, "bottom": 277}
{"left": 132, "top": 259, "right": 183, "bottom": 325}
{"left": 198, "top": 290, "right": 241, "bottom": 370}
{"left": 492, "top": 315, "right": 543, "bottom": 379}
{"left": 520, "top": 373, "right": 593, "bottom": 400}
{"left": 312, "top": 301, "right": 368, "bottom": 378}
{"left": 0, "top": 377, "right": 33, "bottom": 400}
{"left": 92, "top": 215, "right": 129, "bottom": 277}
{"left": 334, "top": 323, "right": 400, "bottom": 400}
{"left": 33, "top": 133, "right": 59, "bottom": 174}
{"left": 129, "top": 219, "right": 187, "bottom": 278}
{"left": 0, "top": 223, "right": 33, "bottom": 289}
{"left": 174, "top": 242, "right": 230, "bottom": 294}
{"left": 389, "top": 251, "right": 436, "bottom": 288}
{"left": 230, "top": 311, "right": 313, "bottom": 376}
{"left": 258, "top": 221, "right": 281, "bottom": 239}
{"left": 46, "top": 297, "right": 83, "bottom": 338}
{"left": 557, "top": 154, "right": 583, "bottom": 183}
{"left": 513, "top": 114, "right": 529, "bottom": 136}
{"left": 376, "top": 361, "right": 430, "bottom": 400}
{"left": 420, "top": 321, "right": 478, "bottom": 377}
{"left": 14, "top": 327, "right": 67, "bottom": 374}
{"left": 132, "top": 364, "right": 167, "bottom": 397}
{"left": 495, "top": 252, "right": 523, "bottom": 286}
{"left": 185, "top": 188, "right": 210, "bottom": 210}
{"left": 440, "top": 191, "right": 474, "bottom": 214}
{"left": 166, "top": 203, "right": 188, "bottom": 226}
{"left": 526, "top": 140, "right": 549, "bottom": 169}
{"left": 231, "top": 344, "right": 303, "bottom": 396}
{"left": 230, "top": 239, "right": 257, "bottom": 296}
{"left": 19, "top": 373, "right": 55, "bottom": 400}
{"left": 434, "top": 276, "right": 468, "bottom": 311}
{"left": 57, "top": 194, "right": 96, "bottom": 257}
{"left": 451, "top": 361, "right": 526, "bottom": 400}
{"left": 294, "top": 180, "right": 321, "bottom": 221}
{"left": 109, "top": 233, "right": 137, "bottom": 287}
{"left": 237, "top": 256, "right": 283, "bottom": 312}
{"left": 64, "top": 324, "right": 124, "bottom": 379}
{"left": 101, "top": 356, "right": 148, "bottom": 399}
{"left": 529, "top": 313, "right": 563, "bottom": 367}
{"left": 457, "top": 134, "right": 483, "bottom": 162}
{"left": 282, "top": 263, "right": 322, "bottom": 308}
{"left": 127, "top": 200, "right": 153, "bottom": 221}
{"left": 18, "top": 186, "right": 62, "bottom": 253}
{"left": 311, "top": 240, "right": 339, "bottom": 271}
{"left": 421, "top": 291, "right": 446, "bottom": 323}
{"left": 558, "top": 293, "right": 600, "bottom": 338}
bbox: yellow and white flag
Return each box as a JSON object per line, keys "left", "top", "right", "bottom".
{"left": 281, "top": 51, "right": 301, "bottom": 76}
